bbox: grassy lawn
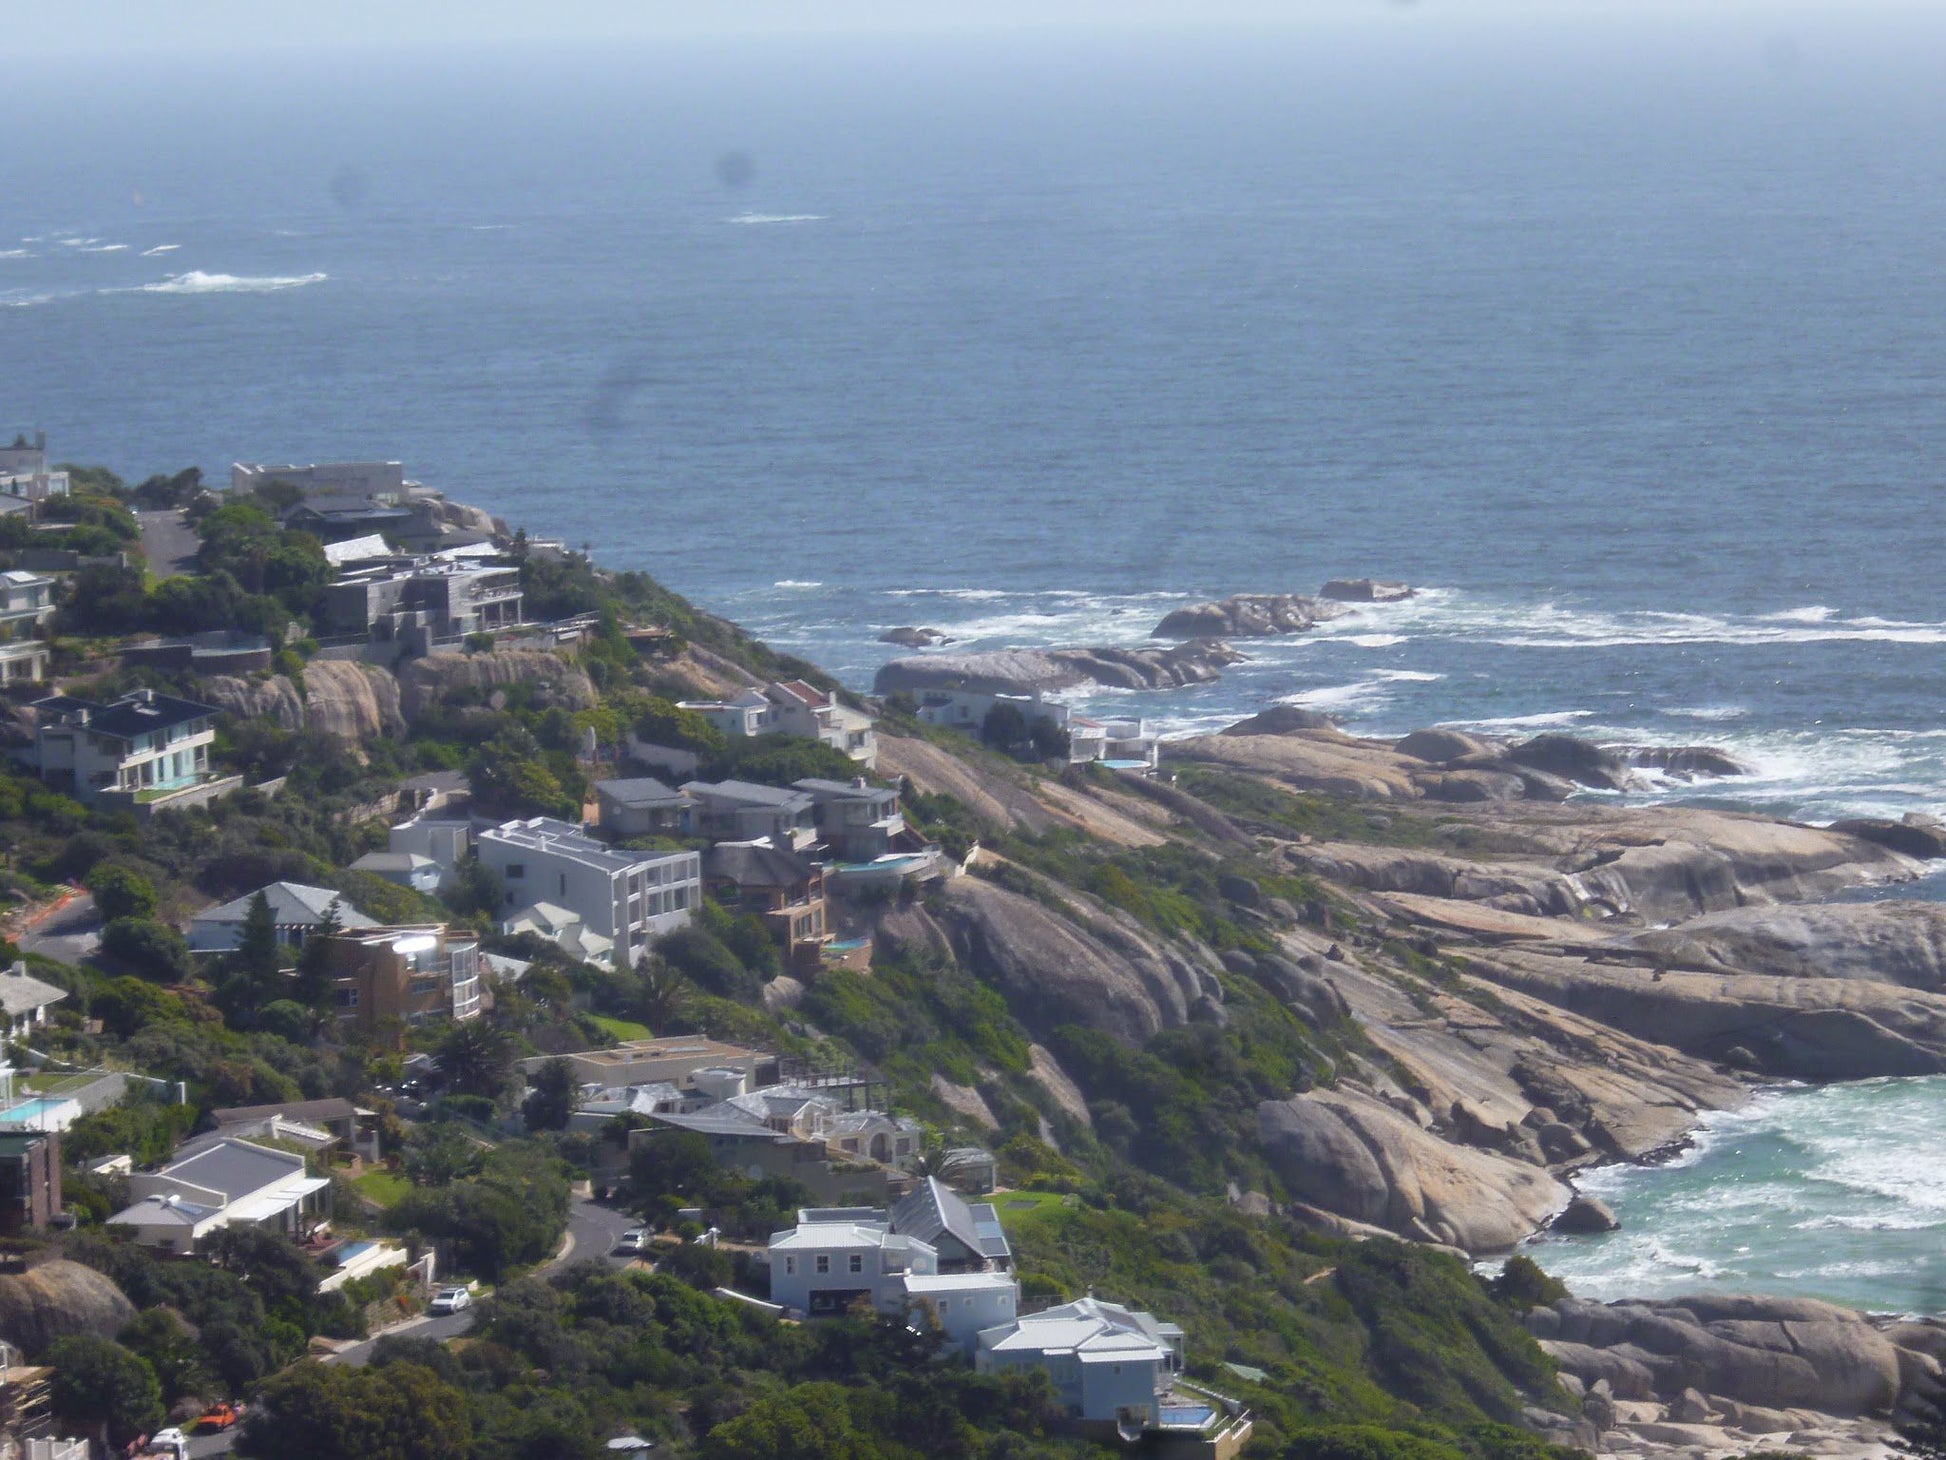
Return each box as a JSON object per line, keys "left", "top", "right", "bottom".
{"left": 355, "top": 1170, "right": 411, "bottom": 1209}
{"left": 590, "top": 1014, "right": 654, "bottom": 1041}
{"left": 993, "top": 1189, "right": 1078, "bottom": 1221}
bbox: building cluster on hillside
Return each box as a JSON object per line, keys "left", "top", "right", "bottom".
{"left": 914, "top": 687, "right": 1160, "bottom": 776}
{"left": 0, "top": 433, "right": 70, "bottom": 510}
{"left": 763, "top": 1187, "right": 1251, "bottom": 1458}
{"left": 675, "top": 679, "right": 879, "bottom": 770}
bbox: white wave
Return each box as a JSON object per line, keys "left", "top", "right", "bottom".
{"left": 1444, "top": 709, "right": 1593, "bottom": 731}
{"left": 467, "top": 224, "right": 513, "bottom": 231}
{"left": 78, "top": 243, "right": 128, "bottom": 253}
{"left": 727, "top": 212, "right": 826, "bottom": 225}
{"left": 140, "top": 244, "right": 180, "bottom": 255}
{"left": 0, "top": 250, "right": 27, "bottom": 260}
{"left": 1664, "top": 704, "right": 1748, "bottom": 722}
{"left": 1339, "top": 633, "right": 1406, "bottom": 648}
{"left": 773, "top": 579, "right": 823, "bottom": 589}
{"left": 56, "top": 236, "right": 96, "bottom": 247}
{"left": 129, "top": 270, "right": 327, "bottom": 295}
{"left": 1761, "top": 605, "right": 1838, "bottom": 623}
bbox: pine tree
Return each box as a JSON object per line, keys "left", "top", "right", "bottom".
{"left": 235, "top": 890, "right": 279, "bottom": 980}
{"left": 293, "top": 898, "right": 343, "bottom": 1009}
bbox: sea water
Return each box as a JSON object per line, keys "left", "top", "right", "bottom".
{"left": 1527, "top": 1080, "right": 1946, "bottom": 1315}
{"left": 8, "top": 13, "right": 1946, "bottom": 1301}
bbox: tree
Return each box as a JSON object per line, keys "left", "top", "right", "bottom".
{"left": 292, "top": 898, "right": 342, "bottom": 1009}
{"left": 45, "top": 1336, "right": 165, "bottom": 1447}
{"left": 117, "top": 1308, "right": 206, "bottom": 1404}
{"left": 635, "top": 953, "right": 690, "bottom": 1033}
{"left": 524, "top": 1057, "right": 574, "bottom": 1133}
{"left": 84, "top": 862, "right": 159, "bottom": 921}
{"left": 438, "top": 1020, "right": 517, "bottom": 1102}
{"left": 980, "top": 701, "right": 1031, "bottom": 753}
{"left": 237, "top": 1360, "right": 471, "bottom": 1460}
{"left": 99, "top": 916, "right": 194, "bottom": 982}
{"left": 235, "top": 890, "right": 280, "bottom": 980}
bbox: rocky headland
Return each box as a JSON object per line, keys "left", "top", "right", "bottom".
{"left": 1151, "top": 592, "right": 1344, "bottom": 639}
{"left": 872, "top": 640, "right": 1244, "bottom": 696}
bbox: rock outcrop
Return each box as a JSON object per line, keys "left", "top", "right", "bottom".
{"left": 1508, "top": 734, "right": 1639, "bottom": 792}
{"left": 398, "top": 649, "right": 598, "bottom": 720}
{"left": 879, "top": 626, "right": 950, "bottom": 649}
{"left": 1631, "top": 901, "right": 1946, "bottom": 991}
{"left": 1257, "top": 1089, "right": 1569, "bottom": 1251}
{"left": 1151, "top": 594, "right": 1341, "bottom": 640}
{"left": 0, "top": 1261, "right": 139, "bottom": 1356}
{"left": 201, "top": 660, "right": 406, "bottom": 742}
{"left": 1832, "top": 816, "right": 1946, "bottom": 861}
{"left": 1320, "top": 579, "right": 1414, "bottom": 602}
{"left": 928, "top": 876, "right": 1215, "bottom": 1045}
{"left": 1221, "top": 705, "right": 1340, "bottom": 735}
{"left": 1620, "top": 744, "right": 1753, "bottom": 780}
{"left": 1530, "top": 1295, "right": 1904, "bottom": 1417}
{"left": 874, "top": 642, "right": 1243, "bottom": 697}
{"left": 1395, "top": 728, "right": 1501, "bottom": 764}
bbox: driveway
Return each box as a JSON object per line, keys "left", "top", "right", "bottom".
{"left": 138, "top": 509, "right": 200, "bottom": 577}
{"left": 17, "top": 891, "right": 99, "bottom": 966}
{"left": 327, "top": 1198, "right": 642, "bottom": 1368}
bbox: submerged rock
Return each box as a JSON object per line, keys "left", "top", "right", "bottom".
{"left": 879, "top": 626, "right": 949, "bottom": 649}
{"left": 1320, "top": 578, "right": 1415, "bottom": 602}
{"left": 1152, "top": 593, "right": 1341, "bottom": 640}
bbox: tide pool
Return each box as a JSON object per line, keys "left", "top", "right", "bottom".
{"left": 1527, "top": 1078, "right": 1946, "bottom": 1316}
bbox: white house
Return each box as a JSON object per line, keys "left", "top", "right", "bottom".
{"left": 976, "top": 1297, "right": 1187, "bottom": 1428}
{"left": 677, "top": 681, "right": 877, "bottom": 769}
{"left": 0, "top": 433, "right": 70, "bottom": 503}
{"left": 677, "top": 689, "right": 773, "bottom": 739}
{"left": 0, "top": 962, "right": 66, "bottom": 1041}
{"left": 476, "top": 818, "right": 699, "bottom": 971}
{"left": 387, "top": 808, "right": 471, "bottom": 890}
{"left": 0, "top": 570, "right": 55, "bottom": 687}
{"left": 188, "top": 882, "right": 377, "bottom": 953}
{"left": 105, "top": 1137, "right": 331, "bottom": 1254}
{"left": 681, "top": 780, "right": 818, "bottom": 850}
{"left": 500, "top": 901, "right": 614, "bottom": 966}
{"left": 26, "top": 690, "right": 220, "bottom": 805}
{"left": 349, "top": 850, "right": 442, "bottom": 894}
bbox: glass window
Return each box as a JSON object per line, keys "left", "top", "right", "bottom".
{"left": 815, "top": 1254, "right": 829, "bottom": 1275}
{"left": 848, "top": 1254, "right": 863, "bottom": 1274}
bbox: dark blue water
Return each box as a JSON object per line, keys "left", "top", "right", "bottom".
{"left": 6, "top": 16, "right": 1946, "bottom": 819}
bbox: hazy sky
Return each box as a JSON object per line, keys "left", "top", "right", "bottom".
{"left": 18, "top": 0, "right": 1936, "bottom": 57}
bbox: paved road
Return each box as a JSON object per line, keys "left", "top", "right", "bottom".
{"left": 18, "top": 891, "right": 99, "bottom": 966}
{"left": 328, "top": 1198, "right": 641, "bottom": 1368}
{"left": 138, "top": 509, "right": 200, "bottom": 577}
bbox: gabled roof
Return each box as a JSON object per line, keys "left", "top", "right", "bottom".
{"left": 768, "top": 680, "right": 830, "bottom": 709}
{"left": 193, "top": 882, "right": 377, "bottom": 930}
{"left": 350, "top": 851, "right": 435, "bottom": 874}
{"left": 768, "top": 1221, "right": 893, "bottom": 1251}
{"left": 651, "top": 1108, "right": 789, "bottom": 1141}
{"left": 892, "top": 1176, "right": 1009, "bottom": 1262}
{"left": 0, "top": 964, "right": 66, "bottom": 1017}
{"left": 212, "top": 1097, "right": 361, "bottom": 1127}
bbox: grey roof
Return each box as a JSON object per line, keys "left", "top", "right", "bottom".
{"left": 595, "top": 777, "right": 686, "bottom": 808}
{"left": 892, "top": 1176, "right": 1010, "bottom": 1263}
{"left": 161, "top": 1138, "right": 304, "bottom": 1199}
{"left": 795, "top": 778, "right": 898, "bottom": 805}
{"left": 651, "top": 1108, "right": 790, "bottom": 1142}
{"left": 350, "top": 851, "right": 435, "bottom": 874}
{"left": 212, "top": 1097, "right": 360, "bottom": 1127}
{"left": 0, "top": 965, "right": 66, "bottom": 1017}
{"left": 36, "top": 690, "right": 219, "bottom": 742}
{"left": 703, "top": 841, "right": 817, "bottom": 890}
{"left": 683, "top": 779, "right": 812, "bottom": 809}
{"left": 193, "top": 882, "right": 378, "bottom": 930}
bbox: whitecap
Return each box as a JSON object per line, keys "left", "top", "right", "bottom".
{"left": 78, "top": 243, "right": 128, "bottom": 253}
{"left": 727, "top": 212, "right": 826, "bottom": 225}
{"left": 773, "top": 579, "right": 823, "bottom": 589}
{"left": 1761, "top": 605, "right": 1838, "bottom": 623}
{"left": 0, "top": 250, "right": 27, "bottom": 260}
{"left": 125, "top": 270, "right": 327, "bottom": 295}
{"left": 1444, "top": 709, "right": 1594, "bottom": 731}
{"left": 1664, "top": 705, "right": 1748, "bottom": 722}
{"left": 1339, "top": 633, "right": 1406, "bottom": 648}
{"left": 140, "top": 244, "right": 180, "bottom": 256}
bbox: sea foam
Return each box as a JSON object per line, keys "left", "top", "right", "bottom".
{"left": 133, "top": 270, "right": 327, "bottom": 295}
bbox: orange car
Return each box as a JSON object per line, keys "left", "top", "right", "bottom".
{"left": 195, "top": 1402, "right": 244, "bottom": 1432}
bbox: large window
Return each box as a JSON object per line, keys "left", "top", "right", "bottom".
{"left": 815, "top": 1254, "right": 830, "bottom": 1275}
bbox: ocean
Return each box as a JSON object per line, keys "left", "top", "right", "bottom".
{"left": 10, "top": 8, "right": 1946, "bottom": 1311}
{"left": 4, "top": 16, "right": 1946, "bottom": 827}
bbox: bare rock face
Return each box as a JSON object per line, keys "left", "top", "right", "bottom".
{"left": 1507, "top": 734, "right": 1639, "bottom": 792}
{"left": 200, "top": 661, "right": 405, "bottom": 742}
{"left": 872, "top": 642, "right": 1243, "bottom": 697}
{"left": 1632, "top": 901, "right": 1946, "bottom": 992}
{"left": 1831, "top": 816, "right": 1946, "bottom": 861}
{"left": 1619, "top": 744, "right": 1752, "bottom": 780}
{"left": 931, "top": 876, "right": 1210, "bottom": 1045}
{"left": 1396, "top": 728, "right": 1502, "bottom": 764}
{"left": 1172, "top": 729, "right": 1426, "bottom": 800}
{"left": 398, "top": 649, "right": 598, "bottom": 720}
{"left": 1256, "top": 1089, "right": 1569, "bottom": 1251}
{"left": 433, "top": 498, "right": 505, "bottom": 537}
{"left": 1552, "top": 1194, "right": 1619, "bottom": 1233}
{"left": 1222, "top": 705, "right": 1339, "bottom": 735}
{"left": 1535, "top": 1295, "right": 1903, "bottom": 1416}
{"left": 1320, "top": 578, "right": 1414, "bottom": 602}
{"left": 1152, "top": 594, "right": 1341, "bottom": 640}
{"left": 0, "top": 1260, "right": 139, "bottom": 1356}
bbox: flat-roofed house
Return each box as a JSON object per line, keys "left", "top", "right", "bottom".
{"left": 681, "top": 780, "right": 817, "bottom": 850}
{"left": 476, "top": 817, "right": 700, "bottom": 971}
{"left": 319, "top": 925, "right": 482, "bottom": 1037}
{"left": 26, "top": 689, "right": 220, "bottom": 806}
{"left": 793, "top": 777, "right": 906, "bottom": 861}
{"left": 0, "top": 570, "right": 54, "bottom": 686}
{"left": 593, "top": 777, "right": 691, "bottom": 838}
{"left": 106, "top": 1137, "right": 331, "bottom": 1253}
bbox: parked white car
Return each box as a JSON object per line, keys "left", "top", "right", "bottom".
{"left": 429, "top": 1285, "right": 473, "bottom": 1314}
{"left": 614, "top": 1228, "right": 650, "bottom": 1255}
